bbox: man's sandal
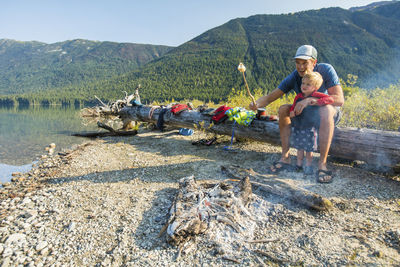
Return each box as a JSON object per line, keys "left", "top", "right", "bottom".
{"left": 304, "top": 166, "right": 314, "bottom": 175}
{"left": 316, "top": 169, "right": 333, "bottom": 183}
{"left": 269, "top": 161, "right": 295, "bottom": 174}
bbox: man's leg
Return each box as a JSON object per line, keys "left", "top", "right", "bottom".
{"left": 278, "top": 104, "right": 292, "bottom": 163}
{"left": 269, "top": 104, "right": 292, "bottom": 173}
{"left": 318, "top": 105, "right": 337, "bottom": 171}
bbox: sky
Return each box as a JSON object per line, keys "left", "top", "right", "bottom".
{"left": 0, "top": 0, "right": 383, "bottom": 47}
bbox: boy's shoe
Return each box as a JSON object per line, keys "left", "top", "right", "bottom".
{"left": 304, "top": 166, "right": 314, "bottom": 175}
{"left": 295, "top": 165, "right": 303, "bottom": 172}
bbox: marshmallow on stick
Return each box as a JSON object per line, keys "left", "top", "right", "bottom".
{"left": 238, "top": 63, "right": 257, "bottom": 108}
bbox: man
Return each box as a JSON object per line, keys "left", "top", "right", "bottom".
{"left": 249, "top": 45, "right": 344, "bottom": 183}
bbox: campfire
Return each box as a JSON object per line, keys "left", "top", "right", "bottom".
{"left": 158, "top": 165, "right": 333, "bottom": 261}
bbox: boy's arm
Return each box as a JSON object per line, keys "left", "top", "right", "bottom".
{"left": 290, "top": 94, "right": 302, "bottom": 112}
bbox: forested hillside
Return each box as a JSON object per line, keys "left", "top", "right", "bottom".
{"left": 2, "top": 1, "right": 400, "bottom": 105}
{"left": 0, "top": 39, "right": 172, "bottom": 95}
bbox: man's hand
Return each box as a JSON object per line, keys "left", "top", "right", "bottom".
{"left": 248, "top": 101, "right": 258, "bottom": 111}
{"left": 309, "top": 99, "right": 318, "bottom": 105}
{"left": 289, "top": 110, "right": 295, "bottom": 118}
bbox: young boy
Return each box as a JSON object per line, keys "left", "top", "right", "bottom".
{"left": 289, "top": 72, "right": 333, "bottom": 175}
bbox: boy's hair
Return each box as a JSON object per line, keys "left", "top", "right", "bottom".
{"left": 303, "top": 72, "right": 323, "bottom": 89}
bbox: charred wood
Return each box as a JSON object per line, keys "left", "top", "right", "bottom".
{"left": 221, "top": 165, "right": 333, "bottom": 211}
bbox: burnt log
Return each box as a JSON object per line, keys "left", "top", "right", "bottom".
{"left": 119, "top": 105, "right": 400, "bottom": 168}
{"left": 221, "top": 165, "right": 333, "bottom": 211}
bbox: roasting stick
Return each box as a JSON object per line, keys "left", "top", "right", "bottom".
{"left": 238, "top": 62, "right": 257, "bottom": 108}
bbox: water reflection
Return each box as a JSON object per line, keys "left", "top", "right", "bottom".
{"left": 0, "top": 105, "right": 99, "bottom": 181}
{"left": 0, "top": 162, "right": 33, "bottom": 183}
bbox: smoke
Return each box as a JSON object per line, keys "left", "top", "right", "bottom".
{"left": 359, "top": 48, "right": 400, "bottom": 89}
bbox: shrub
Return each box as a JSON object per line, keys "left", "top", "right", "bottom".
{"left": 224, "top": 87, "right": 295, "bottom": 114}
{"left": 340, "top": 85, "right": 400, "bottom": 131}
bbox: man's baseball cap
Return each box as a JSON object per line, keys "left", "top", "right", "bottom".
{"left": 294, "top": 45, "right": 317, "bottom": 60}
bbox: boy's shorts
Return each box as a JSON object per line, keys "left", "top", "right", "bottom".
{"left": 291, "top": 126, "right": 318, "bottom": 152}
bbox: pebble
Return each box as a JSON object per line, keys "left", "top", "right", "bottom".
{"left": 67, "top": 222, "right": 76, "bottom": 232}
{"left": 35, "top": 241, "right": 48, "bottom": 252}
{"left": 21, "top": 197, "right": 32, "bottom": 205}
{"left": 2, "top": 247, "right": 13, "bottom": 257}
{"left": 1, "top": 257, "right": 10, "bottom": 267}
{"left": 5, "top": 233, "right": 26, "bottom": 246}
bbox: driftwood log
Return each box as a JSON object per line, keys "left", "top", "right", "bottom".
{"left": 81, "top": 87, "right": 141, "bottom": 117}
{"left": 72, "top": 122, "right": 137, "bottom": 138}
{"left": 221, "top": 165, "right": 333, "bottom": 211}
{"left": 119, "top": 105, "right": 400, "bottom": 168}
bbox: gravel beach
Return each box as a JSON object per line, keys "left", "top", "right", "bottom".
{"left": 1, "top": 127, "right": 400, "bottom": 266}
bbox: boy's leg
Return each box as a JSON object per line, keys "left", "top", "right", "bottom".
{"left": 297, "top": 150, "right": 304, "bottom": 167}
{"left": 305, "top": 151, "right": 313, "bottom": 166}
{"left": 278, "top": 104, "right": 292, "bottom": 163}
{"left": 304, "top": 151, "right": 314, "bottom": 175}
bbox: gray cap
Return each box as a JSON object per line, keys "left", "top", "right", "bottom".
{"left": 294, "top": 45, "right": 317, "bottom": 60}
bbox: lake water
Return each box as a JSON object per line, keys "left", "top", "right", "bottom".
{"left": 0, "top": 105, "right": 100, "bottom": 183}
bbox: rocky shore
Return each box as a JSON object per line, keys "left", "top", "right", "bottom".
{"left": 1, "top": 128, "right": 400, "bottom": 266}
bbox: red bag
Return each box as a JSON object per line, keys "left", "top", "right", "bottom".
{"left": 212, "top": 105, "right": 232, "bottom": 123}
{"left": 171, "top": 104, "right": 190, "bottom": 115}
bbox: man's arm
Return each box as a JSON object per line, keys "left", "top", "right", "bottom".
{"left": 249, "top": 88, "right": 284, "bottom": 110}
{"left": 327, "top": 85, "right": 344, "bottom": 107}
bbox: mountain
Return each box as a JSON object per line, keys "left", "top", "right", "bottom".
{"left": 366, "top": 0, "right": 400, "bottom": 19}
{"left": 4, "top": 1, "right": 400, "bottom": 104}
{"left": 349, "top": 1, "right": 396, "bottom": 12}
{"left": 54, "top": 2, "right": 400, "bottom": 103}
{"left": 0, "top": 39, "right": 172, "bottom": 95}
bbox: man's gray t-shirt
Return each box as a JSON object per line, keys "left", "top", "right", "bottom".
{"left": 278, "top": 63, "right": 340, "bottom": 94}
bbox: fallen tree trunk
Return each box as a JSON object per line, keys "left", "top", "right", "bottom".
{"left": 119, "top": 105, "right": 400, "bottom": 167}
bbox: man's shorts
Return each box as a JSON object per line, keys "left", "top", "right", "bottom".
{"left": 291, "top": 106, "right": 342, "bottom": 129}
{"left": 334, "top": 106, "right": 342, "bottom": 126}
